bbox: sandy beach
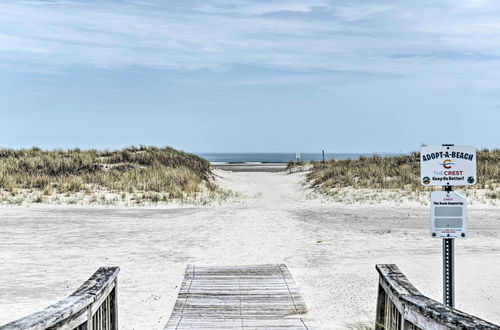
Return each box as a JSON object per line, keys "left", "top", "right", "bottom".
{"left": 0, "top": 169, "right": 499, "bottom": 329}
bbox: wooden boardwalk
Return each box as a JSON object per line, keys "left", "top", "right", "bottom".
{"left": 165, "top": 264, "right": 315, "bottom": 329}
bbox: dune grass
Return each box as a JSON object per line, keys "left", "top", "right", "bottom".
{"left": 293, "top": 149, "right": 500, "bottom": 203}
{"left": 0, "top": 146, "right": 229, "bottom": 205}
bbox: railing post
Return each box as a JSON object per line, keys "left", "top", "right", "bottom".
{"left": 113, "top": 279, "right": 118, "bottom": 330}
{"left": 87, "top": 306, "right": 93, "bottom": 330}
{"left": 375, "top": 283, "right": 385, "bottom": 330}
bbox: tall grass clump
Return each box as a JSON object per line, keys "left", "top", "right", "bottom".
{"left": 306, "top": 149, "right": 500, "bottom": 194}
{"left": 0, "top": 146, "right": 215, "bottom": 204}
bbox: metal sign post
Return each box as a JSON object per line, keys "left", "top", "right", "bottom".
{"left": 443, "top": 235, "right": 455, "bottom": 307}
{"left": 420, "top": 144, "right": 476, "bottom": 309}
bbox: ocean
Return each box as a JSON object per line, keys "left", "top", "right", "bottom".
{"left": 196, "top": 152, "right": 397, "bottom": 164}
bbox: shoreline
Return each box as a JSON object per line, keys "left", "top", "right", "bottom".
{"left": 212, "top": 162, "right": 287, "bottom": 172}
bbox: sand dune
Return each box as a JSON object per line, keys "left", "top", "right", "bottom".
{"left": 0, "top": 170, "right": 499, "bottom": 329}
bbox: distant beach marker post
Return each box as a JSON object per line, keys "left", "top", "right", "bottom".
{"left": 420, "top": 144, "right": 477, "bottom": 308}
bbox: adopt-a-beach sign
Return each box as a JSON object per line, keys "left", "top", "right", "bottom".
{"left": 420, "top": 145, "right": 476, "bottom": 186}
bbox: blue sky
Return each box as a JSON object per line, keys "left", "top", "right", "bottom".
{"left": 1, "top": 0, "right": 500, "bottom": 153}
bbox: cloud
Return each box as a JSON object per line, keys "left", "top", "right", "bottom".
{"left": 0, "top": 0, "right": 500, "bottom": 79}
{"left": 391, "top": 51, "right": 500, "bottom": 61}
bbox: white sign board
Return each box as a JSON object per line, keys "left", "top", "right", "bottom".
{"left": 420, "top": 145, "right": 476, "bottom": 186}
{"left": 431, "top": 191, "right": 467, "bottom": 238}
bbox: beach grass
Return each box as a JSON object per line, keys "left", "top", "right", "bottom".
{"left": 0, "top": 146, "right": 230, "bottom": 205}
{"left": 293, "top": 149, "right": 500, "bottom": 203}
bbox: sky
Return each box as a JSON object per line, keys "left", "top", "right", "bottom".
{"left": 1, "top": 0, "right": 500, "bottom": 153}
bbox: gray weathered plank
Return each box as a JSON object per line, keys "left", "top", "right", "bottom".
{"left": 165, "top": 264, "right": 315, "bottom": 329}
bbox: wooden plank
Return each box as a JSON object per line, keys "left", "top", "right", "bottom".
{"left": 165, "top": 264, "right": 315, "bottom": 329}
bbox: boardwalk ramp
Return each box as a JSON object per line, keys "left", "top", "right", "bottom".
{"left": 165, "top": 264, "right": 315, "bottom": 329}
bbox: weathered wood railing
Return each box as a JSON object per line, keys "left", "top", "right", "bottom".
{"left": 375, "top": 264, "right": 500, "bottom": 330}
{"left": 0, "top": 267, "right": 119, "bottom": 330}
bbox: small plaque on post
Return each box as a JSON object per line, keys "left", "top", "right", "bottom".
{"left": 430, "top": 191, "right": 467, "bottom": 238}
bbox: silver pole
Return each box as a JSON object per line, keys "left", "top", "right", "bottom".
{"left": 443, "top": 236, "right": 455, "bottom": 307}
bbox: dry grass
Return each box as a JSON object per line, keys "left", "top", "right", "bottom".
{"left": 0, "top": 146, "right": 232, "bottom": 205}
{"left": 296, "top": 149, "right": 500, "bottom": 203}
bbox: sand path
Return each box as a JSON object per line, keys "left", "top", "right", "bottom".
{"left": 0, "top": 170, "right": 499, "bottom": 329}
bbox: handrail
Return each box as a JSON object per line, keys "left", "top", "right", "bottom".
{"left": 375, "top": 264, "right": 499, "bottom": 330}
{"left": 0, "top": 267, "right": 119, "bottom": 330}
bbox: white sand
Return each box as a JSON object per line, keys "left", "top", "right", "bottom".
{"left": 0, "top": 170, "right": 499, "bottom": 329}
